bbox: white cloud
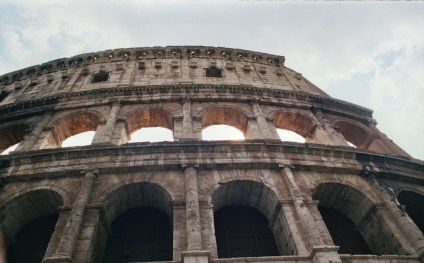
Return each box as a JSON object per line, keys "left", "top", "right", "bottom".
{"left": 0, "top": 1, "right": 423, "bottom": 158}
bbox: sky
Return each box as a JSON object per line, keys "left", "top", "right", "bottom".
{"left": 0, "top": 0, "right": 423, "bottom": 160}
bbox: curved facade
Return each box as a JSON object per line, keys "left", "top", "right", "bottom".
{"left": 0, "top": 46, "right": 423, "bottom": 263}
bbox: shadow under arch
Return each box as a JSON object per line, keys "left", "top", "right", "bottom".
{"left": 272, "top": 111, "right": 315, "bottom": 141}
{"left": 201, "top": 107, "right": 248, "bottom": 139}
{"left": 397, "top": 190, "right": 424, "bottom": 234}
{"left": 43, "top": 111, "right": 101, "bottom": 148}
{"left": 212, "top": 180, "right": 295, "bottom": 257}
{"left": 122, "top": 108, "right": 174, "bottom": 144}
{"left": 0, "top": 123, "right": 30, "bottom": 154}
{"left": 0, "top": 189, "right": 63, "bottom": 262}
{"left": 312, "top": 182, "right": 408, "bottom": 255}
{"left": 100, "top": 182, "right": 174, "bottom": 262}
{"left": 334, "top": 120, "right": 373, "bottom": 149}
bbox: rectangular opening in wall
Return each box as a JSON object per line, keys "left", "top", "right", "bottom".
{"left": 206, "top": 68, "right": 223, "bottom": 78}
{"left": 92, "top": 72, "right": 109, "bottom": 83}
{"left": 0, "top": 90, "right": 9, "bottom": 102}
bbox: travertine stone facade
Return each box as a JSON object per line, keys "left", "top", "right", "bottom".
{"left": 0, "top": 46, "right": 423, "bottom": 263}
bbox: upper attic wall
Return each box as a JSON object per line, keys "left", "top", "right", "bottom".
{"left": 0, "top": 46, "right": 329, "bottom": 105}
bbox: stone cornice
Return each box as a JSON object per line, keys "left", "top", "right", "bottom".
{"left": 0, "top": 84, "right": 373, "bottom": 123}
{"left": 0, "top": 46, "right": 285, "bottom": 84}
{"left": 1, "top": 141, "right": 422, "bottom": 183}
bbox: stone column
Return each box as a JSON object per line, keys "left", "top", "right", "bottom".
{"left": 366, "top": 173, "right": 421, "bottom": 254}
{"left": 279, "top": 165, "right": 325, "bottom": 249}
{"left": 92, "top": 101, "right": 121, "bottom": 144}
{"left": 16, "top": 111, "right": 53, "bottom": 151}
{"left": 183, "top": 165, "right": 202, "bottom": 250}
{"left": 279, "top": 165, "right": 341, "bottom": 262}
{"left": 311, "top": 108, "right": 349, "bottom": 146}
{"left": 250, "top": 99, "right": 274, "bottom": 140}
{"left": 44, "top": 170, "right": 98, "bottom": 263}
{"left": 179, "top": 97, "right": 196, "bottom": 140}
{"left": 182, "top": 165, "right": 210, "bottom": 263}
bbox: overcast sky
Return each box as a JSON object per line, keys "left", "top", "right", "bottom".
{"left": 0, "top": 0, "right": 423, "bottom": 160}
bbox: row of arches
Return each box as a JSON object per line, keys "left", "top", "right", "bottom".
{"left": 1, "top": 106, "right": 384, "bottom": 155}
{"left": 2, "top": 180, "right": 423, "bottom": 262}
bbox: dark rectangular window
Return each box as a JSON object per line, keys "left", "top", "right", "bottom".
{"left": 206, "top": 68, "right": 223, "bottom": 78}
{"left": 92, "top": 72, "right": 109, "bottom": 83}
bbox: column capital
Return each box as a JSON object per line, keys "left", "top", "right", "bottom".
{"left": 179, "top": 96, "right": 192, "bottom": 105}
{"left": 80, "top": 169, "right": 99, "bottom": 177}
{"left": 181, "top": 164, "right": 199, "bottom": 172}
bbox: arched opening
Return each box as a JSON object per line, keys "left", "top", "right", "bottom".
{"left": 129, "top": 127, "right": 174, "bottom": 143}
{"left": 318, "top": 206, "right": 371, "bottom": 254}
{"left": 273, "top": 112, "right": 314, "bottom": 143}
{"left": 102, "top": 207, "right": 172, "bottom": 263}
{"left": 0, "top": 143, "right": 19, "bottom": 155}
{"left": 335, "top": 121, "right": 373, "bottom": 150}
{"left": 202, "top": 124, "right": 244, "bottom": 141}
{"left": 276, "top": 128, "right": 305, "bottom": 143}
{"left": 62, "top": 131, "right": 95, "bottom": 147}
{"left": 397, "top": 191, "right": 424, "bottom": 234}
{"left": 122, "top": 109, "right": 173, "bottom": 144}
{"left": 212, "top": 180, "right": 293, "bottom": 256}
{"left": 215, "top": 205, "right": 279, "bottom": 258}
{"left": 0, "top": 190, "right": 63, "bottom": 261}
{"left": 202, "top": 107, "right": 248, "bottom": 140}
{"left": 313, "top": 183, "right": 407, "bottom": 255}
{"left": 7, "top": 214, "right": 59, "bottom": 263}
{"left": 102, "top": 183, "right": 173, "bottom": 262}
{"left": 43, "top": 112, "right": 100, "bottom": 148}
{"left": 0, "top": 124, "right": 29, "bottom": 154}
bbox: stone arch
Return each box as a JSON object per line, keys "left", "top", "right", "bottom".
{"left": 122, "top": 107, "right": 174, "bottom": 143}
{"left": 201, "top": 106, "right": 249, "bottom": 137}
{"left": 397, "top": 189, "right": 424, "bottom": 234}
{"left": 100, "top": 182, "right": 173, "bottom": 225}
{"left": 312, "top": 182, "right": 408, "bottom": 255}
{"left": 100, "top": 182, "right": 174, "bottom": 262}
{"left": 333, "top": 119, "right": 373, "bottom": 148}
{"left": 271, "top": 110, "right": 316, "bottom": 141}
{"left": 0, "top": 189, "right": 63, "bottom": 247}
{"left": 212, "top": 180, "right": 293, "bottom": 256}
{"left": 0, "top": 123, "right": 30, "bottom": 153}
{"left": 45, "top": 111, "right": 103, "bottom": 148}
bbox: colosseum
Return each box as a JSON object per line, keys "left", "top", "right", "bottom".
{"left": 0, "top": 46, "right": 423, "bottom": 263}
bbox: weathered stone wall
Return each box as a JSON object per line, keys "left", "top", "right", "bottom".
{"left": 0, "top": 47, "right": 423, "bottom": 263}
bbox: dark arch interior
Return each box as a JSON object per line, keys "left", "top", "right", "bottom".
{"left": 7, "top": 214, "right": 58, "bottom": 263}
{"left": 398, "top": 191, "right": 424, "bottom": 234}
{"left": 214, "top": 205, "right": 279, "bottom": 258}
{"left": 318, "top": 206, "right": 371, "bottom": 255}
{"left": 102, "top": 207, "right": 172, "bottom": 263}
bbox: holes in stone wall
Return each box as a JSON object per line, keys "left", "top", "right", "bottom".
{"left": 129, "top": 127, "right": 174, "bottom": 143}
{"left": 202, "top": 107, "right": 248, "bottom": 140}
{"left": 0, "top": 124, "right": 29, "bottom": 154}
{"left": 397, "top": 191, "right": 424, "bottom": 234}
{"left": 276, "top": 128, "right": 305, "bottom": 143}
{"left": 102, "top": 207, "right": 172, "bottom": 263}
{"left": 123, "top": 108, "right": 173, "bottom": 144}
{"left": 44, "top": 112, "right": 99, "bottom": 148}
{"left": 205, "top": 68, "right": 222, "bottom": 78}
{"left": 202, "top": 125, "right": 244, "bottom": 141}
{"left": 273, "top": 112, "right": 314, "bottom": 142}
{"left": 0, "top": 90, "right": 10, "bottom": 103}
{"left": 7, "top": 214, "right": 58, "bottom": 263}
{"left": 318, "top": 206, "right": 371, "bottom": 254}
{"left": 0, "top": 143, "right": 19, "bottom": 155}
{"left": 313, "top": 183, "right": 408, "bottom": 255}
{"left": 212, "top": 180, "right": 294, "bottom": 256}
{"left": 62, "top": 131, "right": 95, "bottom": 147}
{"left": 91, "top": 72, "right": 109, "bottom": 83}
{"left": 335, "top": 121, "right": 372, "bottom": 149}
{"left": 214, "top": 205, "right": 279, "bottom": 258}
